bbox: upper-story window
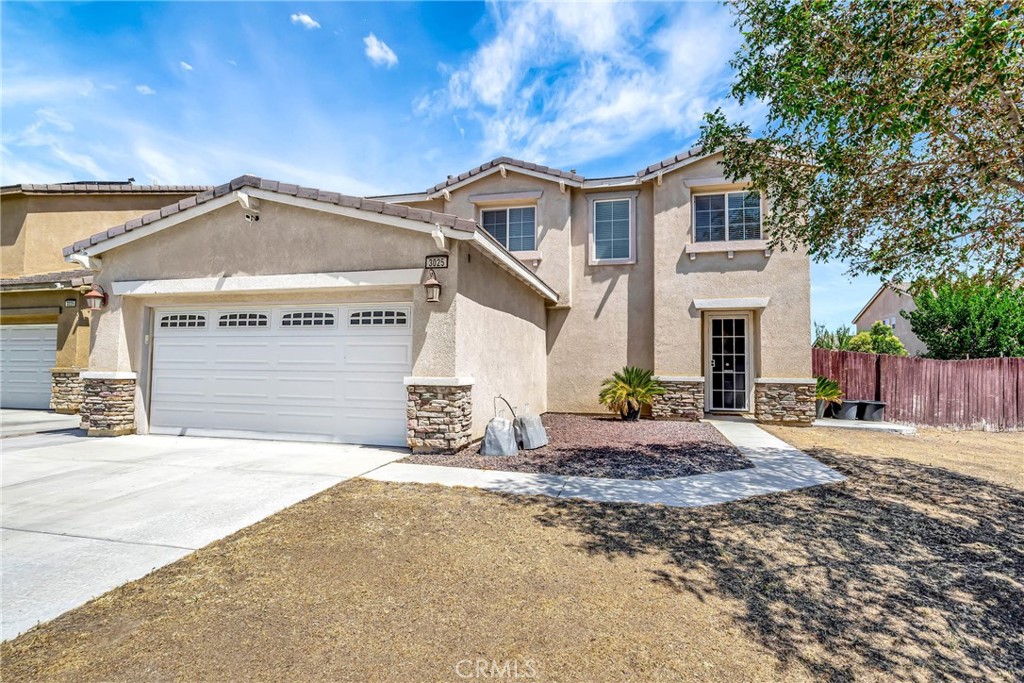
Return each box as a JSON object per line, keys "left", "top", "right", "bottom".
{"left": 694, "top": 191, "right": 762, "bottom": 242}
{"left": 482, "top": 207, "right": 536, "bottom": 251}
{"left": 592, "top": 198, "right": 633, "bottom": 263}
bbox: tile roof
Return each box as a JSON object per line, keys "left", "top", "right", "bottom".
{"left": 429, "top": 157, "right": 584, "bottom": 193}
{"left": 1, "top": 183, "right": 212, "bottom": 196}
{"left": 636, "top": 145, "right": 706, "bottom": 178}
{"left": 63, "top": 175, "right": 479, "bottom": 257}
{"left": 1, "top": 269, "right": 95, "bottom": 288}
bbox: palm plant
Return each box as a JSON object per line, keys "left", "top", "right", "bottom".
{"left": 814, "top": 376, "right": 843, "bottom": 418}
{"left": 598, "top": 366, "right": 665, "bottom": 421}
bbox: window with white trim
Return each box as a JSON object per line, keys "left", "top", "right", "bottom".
{"left": 481, "top": 207, "right": 536, "bottom": 251}
{"left": 349, "top": 309, "right": 409, "bottom": 326}
{"left": 694, "top": 191, "right": 762, "bottom": 242}
{"left": 218, "top": 312, "right": 268, "bottom": 328}
{"left": 159, "top": 313, "right": 206, "bottom": 328}
{"left": 281, "top": 311, "right": 336, "bottom": 327}
{"left": 592, "top": 198, "right": 632, "bottom": 261}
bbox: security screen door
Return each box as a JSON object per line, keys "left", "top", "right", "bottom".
{"left": 708, "top": 316, "right": 749, "bottom": 411}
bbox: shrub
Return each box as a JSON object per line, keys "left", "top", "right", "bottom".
{"left": 846, "top": 322, "right": 908, "bottom": 356}
{"left": 598, "top": 366, "right": 665, "bottom": 421}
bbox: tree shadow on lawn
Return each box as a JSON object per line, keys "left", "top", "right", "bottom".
{"left": 534, "top": 449, "right": 1024, "bottom": 682}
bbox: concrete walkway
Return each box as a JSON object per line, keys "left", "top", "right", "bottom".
{"left": 1, "top": 431, "right": 405, "bottom": 641}
{"left": 813, "top": 418, "right": 917, "bottom": 435}
{"left": 364, "top": 417, "right": 846, "bottom": 507}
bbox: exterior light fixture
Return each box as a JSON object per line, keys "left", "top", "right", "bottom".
{"left": 423, "top": 269, "right": 441, "bottom": 303}
{"left": 83, "top": 284, "right": 108, "bottom": 311}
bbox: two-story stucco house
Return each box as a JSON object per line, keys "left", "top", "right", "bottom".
{"left": 0, "top": 182, "right": 210, "bottom": 413}
{"left": 59, "top": 147, "right": 815, "bottom": 449}
{"left": 852, "top": 285, "right": 927, "bottom": 356}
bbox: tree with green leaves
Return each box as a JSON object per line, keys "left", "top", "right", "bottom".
{"left": 813, "top": 322, "right": 854, "bottom": 349}
{"left": 904, "top": 278, "right": 1024, "bottom": 358}
{"left": 699, "top": 0, "right": 1024, "bottom": 284}
{"left": 847, "top": 321, "right": 909, "bottom": 355}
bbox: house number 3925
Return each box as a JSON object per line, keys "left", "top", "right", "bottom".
{"left": 425, "top": 255, "right": 449, "bottom": 269}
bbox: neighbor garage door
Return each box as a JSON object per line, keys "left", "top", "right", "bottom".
{"left": 149, "top": 305, "right": 412, "bottom": 447}
{"left": 0, "top": 324, "right": 57, "bottom": 410}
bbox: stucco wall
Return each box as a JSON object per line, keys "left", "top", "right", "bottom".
{"left": 443, "top": 172, "right": 573, "bottom": 307}
{"left": 0, "top": 193, "right": 197, "bottom": 277}
{"left": 454, "top": 241, "right": 548, "bottom": 438}
{"left": 651, "top": 159, "right": 812, "bottom": 380}
{"left": 89, "top": 201, "right": 459, "bottom": 384}
{"left": 855, "top": 287, "right": 925, "bottom": 356}
{"left": 0, "top": 289, "right": 89, "bottom": 368}
{"left": 545, "top": 184, "right": 656, "bottom": 413}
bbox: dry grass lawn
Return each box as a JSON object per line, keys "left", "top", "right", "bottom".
{"left": 762, "top": 424, "right": 1023, "bottom": 489}
{"left": 3, "top": 428, "right": 1022, "bottom": 683}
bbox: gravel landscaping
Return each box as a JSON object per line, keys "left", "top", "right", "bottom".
{"left": 404, "top": 413, "right": 752, "bottom": 479}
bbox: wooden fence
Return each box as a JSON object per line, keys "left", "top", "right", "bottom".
{"left": 812, "top": 348, "right": 1024, "bottom": 430}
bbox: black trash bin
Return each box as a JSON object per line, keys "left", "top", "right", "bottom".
{"left": 858, "top": 400, "right": 886, "bottom": 421}
{"left": 833, "top": 400, "right": 860, "bottom": 420}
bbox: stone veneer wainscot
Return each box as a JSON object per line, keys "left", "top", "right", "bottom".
{"left": 80, "top": 372, "right": 137, "bottom": 436}
{"left": 754, "top": 379, "right": 816, "bottom": 426}
{"left": 406, "top": 378, "right": 473, "bottom": 454}
{"left": 50, "top": 368, "right": 85, "bottom": 414}
{"left": 651, "top": 377, "right": 705, "bottom": 421}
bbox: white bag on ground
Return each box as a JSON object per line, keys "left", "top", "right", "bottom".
{"left": 514, "top": 415, "right": 548, "bottom": 450}
{"left": 481, "top": 417, "right": 518, "bottom": 456}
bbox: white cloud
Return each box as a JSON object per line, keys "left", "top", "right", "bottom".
{"left": 0, "top": 77, "right": 95, "bottom": 105}
{"left": 363, "top": 33, "right": 398, "bottom": 68}
{"left": 180, "top": 61, "right": 193, "bottom": 71}
{"left": 3, "top": 109, "right": 105, "bottom": 179}
{"left": 135, "top": 84, "right": 156, "bottom": 95}
{"left": 423, "top": 2, "right": 760, "bottom": 167}
{"left": 290, "top": 13, "right": 320, "bottom": 30}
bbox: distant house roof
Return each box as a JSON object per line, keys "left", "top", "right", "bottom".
{"left": 851, "top": 284, "right": 914, "bottom": 325}
{"left": 63, "top": 174, "right": 479, "bottom": 258}
{"left": 0, "top": 182, "right": 212, "bottom": 196}
{"left": 0, "top": 268, "right": 94, "bottom": 290}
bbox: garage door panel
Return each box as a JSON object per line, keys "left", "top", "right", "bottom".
{"left": 1, "top": 325, "right": 57, "bottom": 410}
{"left": 345, "top": 340, "right": 410, "bottom": 367}
{"left": 150, "top": 305, "right": 411, "bottom": 446}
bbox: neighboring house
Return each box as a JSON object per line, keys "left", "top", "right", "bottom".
{"left": 58, "top": 147, "right": 814, "bottom": 451}
{"left": 852, "top": 285, "right": 927, "bottom": 356}
{"left": 0, "top": 182, "right": 211, "bottom": 412}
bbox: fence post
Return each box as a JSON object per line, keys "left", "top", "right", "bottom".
{"left": 875, "top": 354, "right": 883, "bottom": 402}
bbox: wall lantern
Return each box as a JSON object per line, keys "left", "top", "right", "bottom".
{"left": 83, "top": 284, "right": 108, "bottom": 311}
{"left": 423, "top": 269, "right": 442, "bottom": 303}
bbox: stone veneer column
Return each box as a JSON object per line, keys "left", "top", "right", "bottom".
{"left": 80, "top": 371, "right": 137, "bottom": 436}
{"left": 50, "top": 368, "right": 85, "bottom": 414}
{"left": 651, "top": 376, "right": 705, "bottom": 421}
{"left": 754, "top": 379, "right": 816, "bottom": 426}
{"left": 405, "top": 377, "right": 473, "bottom": 454}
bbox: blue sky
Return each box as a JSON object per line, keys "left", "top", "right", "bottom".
{"left": 0, "top": 1, "right": 880, "bottom": 329}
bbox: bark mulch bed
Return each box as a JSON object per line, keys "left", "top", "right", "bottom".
{"left": 403, "top": 413, "right": 752, "bottom": 480}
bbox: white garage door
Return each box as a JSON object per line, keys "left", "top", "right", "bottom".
{"left": 149, "top": 305, "right": 412, "bottom": 447}
{"left": 0, "top": 324, "right": 57, "bottom": 410}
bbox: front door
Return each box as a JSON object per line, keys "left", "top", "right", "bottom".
{"left": 708, "top": 315, "right": 749, "bottom": 411}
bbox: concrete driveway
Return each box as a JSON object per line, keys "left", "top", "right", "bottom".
{"left": 1, "top": 409, "right": 81, "bottom": 438}
{"left": 1, "top": 429, "right": 405, "bottom": 641}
